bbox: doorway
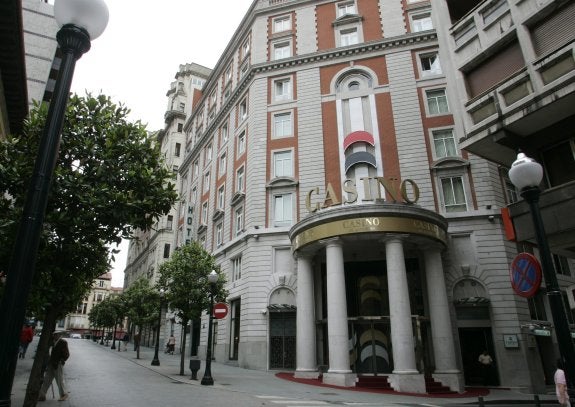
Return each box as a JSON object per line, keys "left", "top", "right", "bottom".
{"left": 458, "top": 327, "right": 499, "bottom": 385}
{"left": 270, "top": 311, "right": 296, "bottom": 369}
{"left": 349, "top": 320, "right": 392, "bottom": 374}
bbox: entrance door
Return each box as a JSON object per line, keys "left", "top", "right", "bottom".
{"left": 350, "top": 320, "right": 392, "bottom": 374}
{"left": 459, "top": 327, "right": 499, "bottom": 385}
{"left": 270, "top": 311, "right": 296, "bottom": 369}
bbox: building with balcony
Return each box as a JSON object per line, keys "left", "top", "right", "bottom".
{"left": 126, "top": 0, "right": 574, "bottom": 394}
{"left": 432, "top": 0, "right": 575, "bottom": 389}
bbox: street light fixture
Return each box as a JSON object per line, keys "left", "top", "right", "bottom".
{"left": 509, "top": 152, "right": 575, "bottom": 394}
{"left": 151, "top": 289, "right": 165, "bottom": 366}
{"left": 201, "top": 270, "right": 218, "bottom": 386}
{"left": 0, "top": 1, "right": 108, "bottom": 404}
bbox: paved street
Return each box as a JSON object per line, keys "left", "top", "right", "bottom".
{"left": 10, "top": 337, "right": 558, "bottom": 407}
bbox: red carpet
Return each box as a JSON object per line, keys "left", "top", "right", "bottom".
{"left": 275, "top": 372, "right": 490, "bottom": 398}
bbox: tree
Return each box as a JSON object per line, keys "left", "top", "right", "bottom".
{"left": 0, "top": 94, "right": 178, "bottom": 406}
{"left": 157, "top": 241, "right": 227, "bottom": 375}
{"left": 122, "top": 278, "right": 161, "bottom": 359}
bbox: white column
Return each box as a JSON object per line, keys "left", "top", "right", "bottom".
{"left": 322, "top": 238, "right": 356, "bottom": 387}
{"left": 325, "top": 239, "right": 351, "bottom": 373}
{"left": 295, "top": 253, "right": 319, "bottom": 378}
{"left": 424, "top": 247, "right": 458, "bottom": 373}
{"left": 385, "top": 237, "right": 418, "bottom": 374}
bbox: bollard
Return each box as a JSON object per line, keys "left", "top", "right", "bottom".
{"left": 478, "top": 396, "right": 484, "bottom": 407}
{"left": 189, "top": 359, "right": 201, "bottom": 380}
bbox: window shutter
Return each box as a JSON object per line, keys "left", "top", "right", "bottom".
{"left": 531, "top": 2, "right": 575, "bottom": 57}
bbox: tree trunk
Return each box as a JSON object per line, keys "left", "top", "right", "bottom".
{"left": 179, "top": 318, "right": 188, "bottom": 376}
{"left": 23, "top": 306, "right": 58, "bottom": 407}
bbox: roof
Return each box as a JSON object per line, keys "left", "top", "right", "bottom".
{"left": 0, "top": 0, "right": 28, "bottom": 135}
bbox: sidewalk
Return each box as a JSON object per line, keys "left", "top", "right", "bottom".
{"left": 10, "top": 337, "right": 559, "bottom": 406}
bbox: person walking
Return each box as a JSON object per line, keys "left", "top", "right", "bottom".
{"left": 166, "top": 335, "right": 176, "bottom": 355}
{"left": 122, "top": 332, "right": 129, "bottom": 351}
{"left": 478, "top": 350, "right": 494, "bottom": 386}
{"left": 555, "top": 359, "right": 571, "bottom": 407}
{"left": 38, "top": 331, "right": 70, "bottom": 402}
{"left": 18, "top": 323, "right": 34, "bottom": 358}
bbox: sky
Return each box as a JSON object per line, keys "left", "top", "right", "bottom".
{"left": 66, "top": 0, "right": 255, "bottom": 286}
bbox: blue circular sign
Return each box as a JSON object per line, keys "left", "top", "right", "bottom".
{"left": 510, "top": 253, "right": 542, "bottom": 298}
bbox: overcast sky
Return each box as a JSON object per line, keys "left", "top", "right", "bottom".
{"left": 68, "top": 0, "right": 255, "bottom": 285}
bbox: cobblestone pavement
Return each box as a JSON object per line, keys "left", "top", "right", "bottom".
{"left": 10, "top": 337, "right": 558, "bottom": 407}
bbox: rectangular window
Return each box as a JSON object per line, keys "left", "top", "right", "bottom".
{"left": 239, "top": 99, "right": 248, "bottom": 121}
{"left": 441, "top": 177, "right": 467, "bottom": 212}
{"left": 420, "top": 52, "right": 442, "bottom": 76}
{"left": 175, "top": 143, "right": 181, "bottom": 157}
{"left": 274, "top": 78, "right": 291, "bottom": 101}
{"left": 504, "top": 177, "right": 518, "bottom": 204}
{"left": 340, "top": 28, "right": 359, "bottom": 46}
{"left": 204, "top": 172, "right": 210, "bottom": 192}
{"left": 216, "top": 223, "right": 223, "bottom": 246}
{"left": 201, "top": 202, "right": 208, "bottom": 224}
{"left": 242, "top": 39, "right": 250, "bottom": 59}
{"left": 232, "top": 257, "right": 242, "bottom": 281}
{"left": 178, "top": 102, "right": 185, "bottom": 112}
{"left": 426, "top": 89, "right": 449, "bottom": 115}
{"left": 219, "top": 153, "right": 227, "bottom": 176}
{"left": 177, "top": 123, "right": 183, "bottom": 132}
{"left": 163, "top": 243, "right": 171, "bottom": 258}
{"left": 217, "top": 185, "right": 225, "bottom": 210}
{"left": 553, "top": 254, "right": 571, "bottom": 276}
{"left": 274, "top": 42, "right": 291, "bottom": 60}
{"left": 221, "top": 123, "right": 229, "bottom": 144}
{"left": 193, "top": 161, "right": 199, "bottom": 180}
{"left": 337, "top": 2, "right": 356, "bottom": 17}
{"left": 274, "top": 194, "right": 293, "bottom": 226}
{"left": 412, "top": 12, "right": 433, "bottom": 32}
{"left": 206, "top": 144, "right": 213, "bottom": 162}
{"left": 274, "top": 112, "right": 292, "bottom": 138}
{"left": 237, "top": 132, "right": 246, "bottom": 155}
{"left": 236, "top": 167, "right": 245, "bottom": 192}
{"left": 225, "top": 66, "right": 232, "bottom": 85}
{"left": 273, "top": 150, "right": 293, "bottom": 178}
{"left": 235, "top": 207, "right": 244, "bottom": 235}
{"left": 274, "top": 16, "right": 291, "bottom": 32}
{"left": 432, "top": 129, "right": 457, "bottom": 158}
{"left": 166, "top": 215, "right": 173, "bottom": 230}
{"left": 191, "top": 187, "right": 197, "bottom": 203}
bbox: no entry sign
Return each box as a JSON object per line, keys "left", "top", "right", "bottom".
{"left": 213, "top": 302, "right": 229, "bottom": 319}
{"left": 510, "top": 253, "right": 542, "bottom": 298}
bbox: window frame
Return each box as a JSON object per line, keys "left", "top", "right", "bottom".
{"left": 273, "top": 15, "right": 291, "bottom": 33}
{"left": 274, "top": 77, "right": 292, "bottom": 102}
{"left": 237, "top": 131, "right": 246, "bottom": 156}
{"left": 410, "top": 11, "right": 433, "bottom": 32}
{"left": 425, "top": 88, "right": 450, "bottom": 116}
{"left": 419, "top": 51, "right": 442, "bottom": 77}
{"left": 235, "top": 206, "right": 244, "bottom": 235}
{"left": 273, "top": 192, "right": 294, "bottom": 227}
{"left": 439, "top": 175, "right": 468, "bottom": 213}
{"left": 337, "top": 1, "right": 356, "bottom": 17}
{"left": 273, "top": 111, "right": 293, "bottom": 139}
{"left": 430, "top": 127, "right": 458, "bottom": 160}
{"left": 236, "top": 166, "right": 245, "bottom": 193}
{"left": 273, "top": 41, "right": 292, "bottom": 60}
{"left": 273, "top": 150, "right": 294, "bottom": 178}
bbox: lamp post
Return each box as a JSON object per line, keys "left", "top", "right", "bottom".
{"left": 0, "top": 1, "right": 108, "bottom": 405}
{"left": 151, "top": 289, "right": 165, "bottom": 366}
{"left": 201, "top": 270, "right": 219, "bottom": 386}
{"left": 509, "top": 152, "right": 575, "bottom": 394}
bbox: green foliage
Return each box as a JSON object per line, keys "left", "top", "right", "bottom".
{"left": 157, "top": 241, "right": 228, "bottom": 322}
{"left": 0, "top": 93, "right": 178, "bottom": 319}
{"left": 122, "top": 278, "right": 161, "bottom": 329}
{"left": 89, "top": 296, "right": 123, "bottom": 328}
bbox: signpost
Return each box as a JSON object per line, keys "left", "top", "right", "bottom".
{"left": 213, "top": 302, "right": 229, "bottom": 319}
{"left": 510, "top": 253, "right": 542, "bottom": 298}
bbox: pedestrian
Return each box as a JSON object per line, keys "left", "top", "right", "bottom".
{"left": 555, "top": 359, "right": 571, "bottom": 407}
{"left": 18, "top": 323, "right": 34, "bottom": 359}
{"left": 122, "top": 332, "right": 129, "bottom": 351}
{"left": 478, "top": 350, "right": 493, "bottom": 386}
{"left": 134, "top": 331, "right": 141, "bottom": 351}
{"left": 166, "top": 334, "right": 176, "bottom": 355}
{"left": 38, "top": 330, "right": 70, "bottom": 402}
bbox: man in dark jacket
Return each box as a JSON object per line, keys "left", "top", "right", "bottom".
{"left": 38, "top": 331, "right": 70, "bottom": 401}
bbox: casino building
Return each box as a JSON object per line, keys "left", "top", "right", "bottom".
{"left": 125, "top": 0, "right": 575, "bottom": 395}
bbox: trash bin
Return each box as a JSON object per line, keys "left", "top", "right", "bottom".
{"left": 189, "top": 359, "right": 201, "bottom": 380}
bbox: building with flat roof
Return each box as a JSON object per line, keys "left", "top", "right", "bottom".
{"left": 126, "top": 0, "right": 575, "bottom": 394}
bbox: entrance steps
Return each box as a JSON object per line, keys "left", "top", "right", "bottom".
{"left": 356, "top": 375, "right": 457, "bottom": 394}
{"left": 425, "top": 376, "right": 457, "bottom": 394}
{"left": 356, "top": 376, "right": 392, "bottom": 390}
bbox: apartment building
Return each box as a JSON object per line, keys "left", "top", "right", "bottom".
{"left": 126, "top": 0, "right": 574, "bottom": 394}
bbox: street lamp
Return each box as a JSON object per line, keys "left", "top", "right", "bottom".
{"left": 0, "top": 1, "right": 108, "bottom": 405}
{"left": 151, "top": 289, "right": 165, "bottom": 366}
{"left": 201, "top": 270, "right": 218, "bottom": 386}
{"left": 509, "top": 152, "right": 575, "bottom": 394}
